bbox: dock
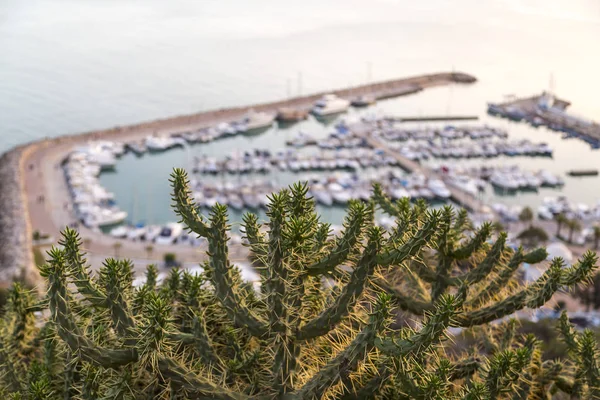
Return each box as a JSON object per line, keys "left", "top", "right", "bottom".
{"left": 388, "top": 115, "right": 479, "bottom": 123}
{"left": 488, "top": 92, "right": 600, "bottom": 147}
{"left": 349, "top": 122, "right": 490, "bottom": 214}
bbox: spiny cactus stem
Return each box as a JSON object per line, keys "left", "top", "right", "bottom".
{"left": 451, "top": 223, "right": 492, "bottom": 260}
{"left": 207, "top": 205, "right": 269, "bottom": 338}
{"left": 59, "top": 228, "right": 106, "bottom": 307}
{"left": 374, "top": 293, "right": 462, "bottom": 357}
{"left": 170, "top": 168, "right": 210, "bottom": 238}
{"left": 458, "top": 232, "right": 507, "bottom": 286}
{"left": 377, "top": 210, "right": 439, "bottom": 267}
{"left": 305, "top": 201, "right": 367, "bottom": 276}
{"left": 157, "top": 356, "right": 248, "bottom": 400}
{"left": 454, "top": 258, "right": 567, "bottom": 327}
{"left": 44, "top": 253, "right": 137, "bottom": 368}
{"left": 297, "top": 227, "right": 382, "bottom": 341}
{"left": 379, "top": 283, "right": 434, "bottom": 315}
{"left": 295, "top": 294, "right": 390, "bottom": 400}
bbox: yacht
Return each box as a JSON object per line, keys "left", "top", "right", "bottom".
{"left": 237, "top": 110, "right": 275, "bottom": 132}
{"left": 127, "top": 223, "right": 147, "bottom": 241}
{"left": 312, "top": 94, "right": 350, "bottom": 116}
{"left": 490, "top": 173, "right": 519, "bottom": 191}
{"left": 142, "top": 225, "right": 162, "bottom": 242}
{"left": 83, "top": 208, "right": 128, "bottom": 228}
{"left": 328, "top": 182, "right": 352, "bottom": 204}
{"left": 155, "top": 223, "right": 184, "bottom": 245}
{"left": 427, "top": 179, "right": 451, "bottom": 199}
{"left": 311, "top": 184, "right": 333, "bottom": 206}
{"left": 109, "top": 225, "right": 130, "bottom": 239}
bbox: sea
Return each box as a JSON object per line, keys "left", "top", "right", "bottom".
{"left": 2, "top": 0, "right": 600, "bottom": 227}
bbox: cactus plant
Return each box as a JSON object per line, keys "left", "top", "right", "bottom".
{"left": 0, "top": 170, "right": 598, "bottom": 399}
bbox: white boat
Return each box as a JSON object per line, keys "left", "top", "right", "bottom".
{"left": 110, "top": 225, "right": 130, "bottom": 238}
{"left": 228, "top": 194, "right": 244, "bottom": 210}
{"left": 127, "top": 224, "right": 147, "bottom": 241}
{"left": 490, "top": 173, "right": 519, "bottom": 190}
{"left": 83, "top": 209, "right": 128, "bottom": 228}
{"left": 155, "top": 223, "right": 184, "bottom": 245}
{"left": 537, "top": 205, "right": 553, "bottom": 220}
{"left": 328, "top": 183, "right": 352, "bottom": 204}
{"left": 238, "top": 110, "right": 275, "bottom": 132}
{"left": 390, "top": 187, "right": 410, "bottom": 200}
{"left": 241, "top": 188, "right": 260, "bottom": 209}
{"left": 427, "top": 179, "right": 451, "bottom": 199}
{"left": 311, "top": 185, "right": 333, "bottom": 206}
{"left": 312, "top": 94, "right": 350, "bottom": 116}
{"left": 142, "top": 225, "right": 162, "bottom": 242}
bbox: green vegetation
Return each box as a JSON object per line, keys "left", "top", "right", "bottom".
{"left": 517, "top": 226, "right": 549, "bottom": 247}
{"left": 0, "top": 169, "right": 599, "bottom": 398}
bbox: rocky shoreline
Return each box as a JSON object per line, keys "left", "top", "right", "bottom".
{"left": 0, "top": 145, "right": 33, "bottom": 283}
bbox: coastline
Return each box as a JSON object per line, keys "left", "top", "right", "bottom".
{"left": 0, "top": 71, "right": 476, "bottom": 284}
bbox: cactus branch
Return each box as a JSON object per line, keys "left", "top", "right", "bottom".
{"left": 298, "top": 227, "right": 382, "bottom": 340}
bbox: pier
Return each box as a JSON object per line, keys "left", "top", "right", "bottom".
{"left": 0, "top": 71, "right": 477, "bottom": 284}
{"left": 488, "top": 93, "right": 600, "bottom": 146}
{"left": 350, "top": 122, "right": 489, "bottom": 214}
{"left": 389, "top": 115, "right": 479, "bottom": 123}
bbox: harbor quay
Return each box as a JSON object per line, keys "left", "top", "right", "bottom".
{"left": 0, "top": 72, "right": 476, "bottom": 286}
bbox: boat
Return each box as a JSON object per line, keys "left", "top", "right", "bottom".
{"left": 145, "top": 135, "right": 185, "bottom": 152}
{"left": 127, "top": 223, "right": 147, "bottom": 241}
{"left": 427, "top": 179, "right": 451, "bottom": 199}
{"left": 142, "top": 225, "right": 162, "bottom": 242}
{"left": 328, "top": 182, "right": 352, "bottom": 204}
{"left": 155, "top": 223, "right": 184, "bottom": 245}
{"left": 83, "top": 208, "right": 128, "bottom": 228}
{"left": 311, "top": 94, "right": 350, "bottom": 116}
{"left": 311, "top": 185, "right": 333, "bottom": 206}
{"left": 351, "top": 95, "right": 376, "bottom": 107}
{"left": 568, "top": 169, "right": 599, "bottom": 177}
{"left": 238, "top": 110, "right": 276, "bottom": 132}
{"left": 109, "top": 225, "right": 130, "bottom": 238}
{"left": 241, "top": 188, "right": 260, "bottom": 209}
{"left": 276, "top": 107, "right": 309, "bottom": 122}
{"left": 228, "top": 194, "right": 244, "bottom": 210}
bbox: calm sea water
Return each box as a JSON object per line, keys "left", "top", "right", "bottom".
{"left": 2, "top": 0, "right": 600, "bottom": 225}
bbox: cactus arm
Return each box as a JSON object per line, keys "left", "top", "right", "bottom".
{"left": 372, "top": 182, "right": 400, "bottom": 217}
{"left": 157, "top": 356, "right": 248, "bottom": 400}
{"left": 241, "top": 212, "right": 267, "bottom": 261}
{"left": 295, "top": 294, "right": 390, "bottom": 400}
{"left": 378, "top": 283, "right": 434, "bottom": 315}
{"left": 170, "top": 315, "right": 222, "bottom": 368}
{"left": 99, "top": 259, "right": 134, "bottom": 336}
{"left": 456, "top": 233, "right": 507, "bottom": 286}
{"left": 297, "top": 227, "right": 382, "bottom": 341}
{"left": 305, "top": 201, "right": 367, "bottom": 276}
{"left": 207, "top": 205, "right": 269, "bottom": 338}
{"left": 377, "top": 210, "right": 439, "bottom": 267}
{"left": 449, "top": 356, "right": 481, "bottom": 380}
{"left": 485, "top": 346, "right": 534, "bottom": 399}
{"left": 578, "top": 330, "right": 600, "bottom": 398}
{"left": 451, "top": 223, "right": 492, "bottom": 260}
{"left": 171, "top": 168, "right": 210, "bottom": 238}
{"left": 41, "top": 250, "right": 138, "bottom": 368}
{"left": 0, "top": 344, "right": 22, "bottom": 393}
{"left": 560, "top": 250, "right": 598, "bottom": 286}
{"left": 340, "top": 365, "right": 389, "bottom": 400}
{"left": 59, "top": 228, "right": 106, "bottom": 306}
{"left": 454, "top": 259, "right": 564, "bottom": 327}
{"left": 374, "top": 293, "right": 462, "bottom": 356}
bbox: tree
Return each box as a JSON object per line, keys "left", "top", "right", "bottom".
{"left": 556, "top": 212, "right": 568, "bottom": 238}
{"left": 0, "top": 169, "right": 597, "bottom": 399}
{"left": 573, "top": 271, "right": 600, "bottom": 311}
{"left": 145, "top": 244, "right": 154, "bottom": 259}
{"left": 163, "top": 252, "right": 179, "bottom": 267}
{"left": 594, "top": 225, "right": 600, "bottom": 249}
{"left": 567, "top": 219, "right": 582, "bottom": 244}
{"left": 518, "top": 206, "right": 534, "bottom": 228}
{"left": 517, "top": 225, "right": 549, "bottom": 247}
{"left": 113, "top": 241, "right": 122, "bottom": 258}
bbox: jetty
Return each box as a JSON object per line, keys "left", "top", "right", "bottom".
{"left": 0, "top": 71, "right": 476, "bottom": 284}
{"left": 349, "top": 122, "right": 489, "bottom": 214}
{"left": 488, "top": 92, "right": 600, "bottom": 147}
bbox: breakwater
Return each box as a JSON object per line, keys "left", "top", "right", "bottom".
{"left": 0, "top": 146, "right": 34, "bottom": 283}
{"left": 0, "top": 71, "right": 476, "bottom": 282}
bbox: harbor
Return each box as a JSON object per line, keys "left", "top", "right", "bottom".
{"left": 2, "top": 72, "right": 480, "bottom": 277}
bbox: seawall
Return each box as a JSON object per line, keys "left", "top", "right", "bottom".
{"left": 0, "top": 145, "right": 34, "bottom": 283}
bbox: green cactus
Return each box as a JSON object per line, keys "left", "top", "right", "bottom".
{"left": 0, "top": 170, "right": 598, "bottom": 399}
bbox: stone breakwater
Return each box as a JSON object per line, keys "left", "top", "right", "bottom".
{"left": 0, "top": 145, "right": 34, "bottom": 283}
